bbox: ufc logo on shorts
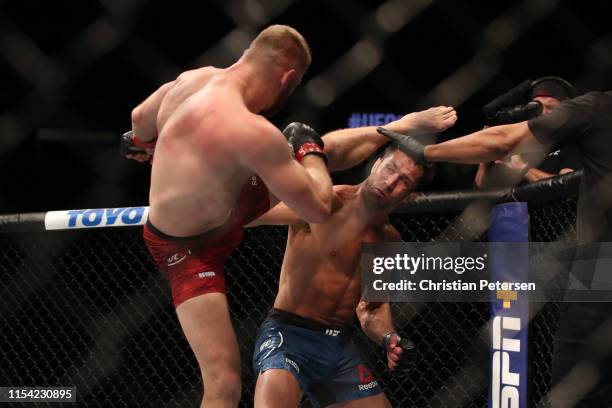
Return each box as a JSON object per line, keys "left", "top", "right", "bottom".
{"left": 492, "top": 316, "right": 521, "bottom": 408}
{"left": 325, "top": 329, "right": 340, "bottom": 336}
{"left": 167, "top": 249, "right": 191, "bottom": 266}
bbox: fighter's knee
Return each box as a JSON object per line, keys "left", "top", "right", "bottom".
{"left": 203, "top": 369, "right": 242, "bottom": 403}
{"left": 255, "top": 369, "right": 301, "bottom": 405}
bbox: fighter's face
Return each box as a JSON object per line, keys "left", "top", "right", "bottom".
{"left": 364, "top": 150, "right": 424, "bottom": 210}
{"left": 533, "top": 96, "right": 561, "bottom": 115}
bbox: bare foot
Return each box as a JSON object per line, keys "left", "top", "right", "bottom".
{"left": 389, "top": 106, "right": 457, "bottom": 134}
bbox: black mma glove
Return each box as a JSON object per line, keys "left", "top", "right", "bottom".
{"left": 382, "top": 331, "right": 417, "bottom": 376}
{"left": 119, "top": 130, "right": 157, "bottom": 157}
{"left": 376, "top": 127, "right": 431, "bottom": 167}
{"left": 282, "top": 122, "right": 328, "bottom": 165}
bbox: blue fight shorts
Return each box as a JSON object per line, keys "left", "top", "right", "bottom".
{"left": 253, "top": 308, "right": 383, "bottom": 407}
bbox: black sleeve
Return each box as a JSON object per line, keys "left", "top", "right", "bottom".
{"left": 558, "top": 145, "right": 583, "bottom": 171}
{"left": 527, "top": 92, "right": 596, "bottom": 147}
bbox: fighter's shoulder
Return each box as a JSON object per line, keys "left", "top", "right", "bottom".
{"left": 226, "top": 117, "right": 288, "bottom": 168}
{"left": 237, "top": 116, "right": 285, "bottom": 149}
{"left": 333, "top": 185, "right": 358, "bottom": 200}
{"left": 177, "top": 66, "right": 221, "bottom": 82}
{"left": 291, "top": 186, "right": 346, "bottom": 232}
{"left": 371, "top": 220, "right": 401, "bottom": 242}
{"left": 331, "top": 185, "right": 356, "bottom": 210}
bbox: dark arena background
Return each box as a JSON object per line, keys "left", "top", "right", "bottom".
{"left": 1, "top": 1, "right": 611, "bottom": 407}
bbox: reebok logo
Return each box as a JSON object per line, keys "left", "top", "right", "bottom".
{"left": 358, "top": 364, "right": 373, "bottom": 383}
{"left": 357, "top": 365, "right": 378, "bottom": 391}
{"left": 358, "top": 381, "right": 378, "bottom": 391}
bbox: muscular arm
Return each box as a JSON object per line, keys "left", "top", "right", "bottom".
{"left": 524, "top": 167, "right": 575, "bottom": 182}
{"left": 323, "top": 126, "right": 389, "bottom": 172}
{"left": 131, "top": 81, "right": 175, "bottom": 141}
{"left": 324, "top": 106, "right": 457, "bottom": 172}
{"left": 245, "top": 202, "right": 302, "bottom": 227}
{"left": 241, "top": 122, "right": 332, "bottom": 224}
{"left": 425, "top": 121, "right": 543, "bottom": 164}
{"left": 524, "top": 167, "right": 556, "bottom": 182}
{"left": 356, "top": 301, "right": 395, "bottom": 345}
{"left": 356, "top": 222, "right": 401, "bottom": 342}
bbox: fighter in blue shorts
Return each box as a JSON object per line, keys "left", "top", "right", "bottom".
{"left": 248, "top": 139, "right": 442, "bottom": 407}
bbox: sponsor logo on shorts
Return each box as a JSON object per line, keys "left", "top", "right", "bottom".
{"left": 259, "top": 332, "right": 283, "bottom": 362}
{"left": 285, "top": 357, "right": 300, "bottom": 373}
{"left": 357, "top": 364, "right": 378, "bottom": 391}
{"left": 167, "top": 250, "right": 191, "bottom": 266}
{"left": 259, "top": 338, "right": 275, "bottom": 352}
{"left": 325, "top": 329, "right": 340, "bottom": 336}
{"left": 197, "top": 271, "right": 216, "bottom": 279}
{"left": 358, "top": 381, "right": 379, "bottom": 391}
{"left": 358, "top": 364, "right": 374, "bottom": 384}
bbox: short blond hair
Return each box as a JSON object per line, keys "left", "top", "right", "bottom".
{"left": 246, "top": 25, "right": 311, "bottom": 73}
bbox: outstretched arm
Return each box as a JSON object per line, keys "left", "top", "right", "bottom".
{"left": 245, "top": 202, "right": 302, "bottom": 227}
{"left": 524, "top": 166, "right": 575, "bottom": 182}
{"left": 399, "top": 94, "right": 596, "bottom": 165}
{"left": 424, "top": 122, "right": 541, "bottom": 164}
{"left": 324, "top": 106, "right": 457, "bottom": 172}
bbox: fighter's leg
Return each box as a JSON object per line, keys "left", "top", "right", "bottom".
{"left": 314, "top": 339, "right": 386, "bottom": 408}
{"left": 328, "top": 393, "right": 391, "bottom": 408}
{"left": 254, "top": 369, "right": 302, "bottom": 408}
{"left": 176, "top": 293, "right": 241, "bottom": 408}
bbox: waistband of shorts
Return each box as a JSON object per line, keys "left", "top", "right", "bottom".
{"left": 145, "top": 220, "right": 213, "bottom": 242}
{"left": 267, "top": 308, "right": 354, "bottom": 337}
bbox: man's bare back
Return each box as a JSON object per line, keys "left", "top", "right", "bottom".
{"left": 149, "top": 67, "right": 267, "bottom": 236}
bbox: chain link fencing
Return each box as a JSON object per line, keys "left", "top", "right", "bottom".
{"left": 0, "top": 197, "right": 576, "bottom": 407}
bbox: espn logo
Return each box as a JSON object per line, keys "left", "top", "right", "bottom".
{"left": 491, "top": 316, "right": 521, "bottom": 408}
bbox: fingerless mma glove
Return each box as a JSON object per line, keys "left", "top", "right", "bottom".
{"left": 283, "top": 122, "right": 327, "bottom": 165}
{"left": 119, "top": 130, "right": 156, "bottom": 157}
{"left": 382, "top": 331, "right": 417, "bottom": 376}
{"left": 376, "top": 127, "right": 431, "bottom": 167}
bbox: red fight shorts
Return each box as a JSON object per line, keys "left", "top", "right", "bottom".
{"left": 143, "top": 175, "right": 270, "bottom": 307}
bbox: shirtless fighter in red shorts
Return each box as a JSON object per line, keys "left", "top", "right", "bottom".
{"left": 123, "top": 23, "right": 456, "bottom": 406}
{"left": 123, "top": 25, "right": 331, "bottom": 407}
